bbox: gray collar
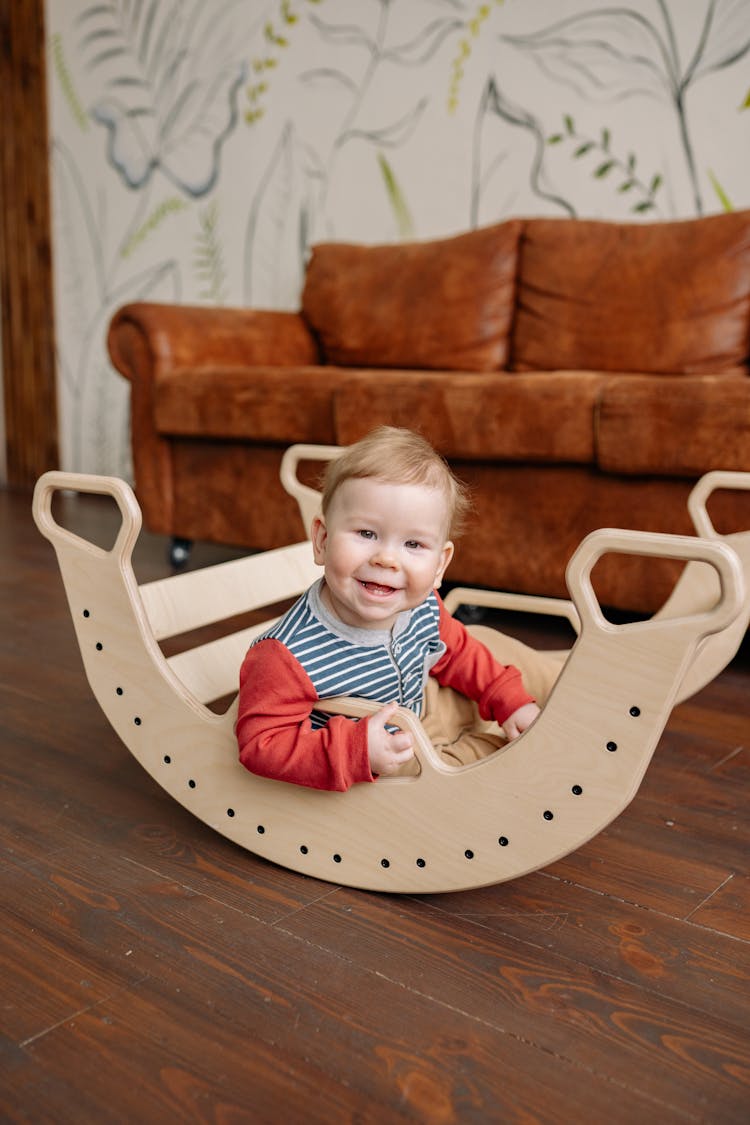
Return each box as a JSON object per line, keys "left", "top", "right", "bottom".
{"left": 309, "top": 577, "right": 413, "bottom": 647}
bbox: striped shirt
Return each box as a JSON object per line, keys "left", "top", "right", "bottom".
{"left": 252, "top": 579, "right": 446, "bottom": 728}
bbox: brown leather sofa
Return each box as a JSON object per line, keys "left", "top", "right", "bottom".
{"left": 107, "top": 210, "right": 750, "bottom": 613}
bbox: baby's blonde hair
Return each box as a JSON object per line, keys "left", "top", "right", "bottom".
{"left": 321, "top": 426, "right": 471, "bottom": 537}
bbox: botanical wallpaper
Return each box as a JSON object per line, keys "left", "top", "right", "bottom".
{"left": 46, "top": 0, "right": 750, "bottom": 476}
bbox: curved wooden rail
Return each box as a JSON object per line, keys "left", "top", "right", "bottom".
{"left": 33, "top": 471, "right": 744, "bottom": 894}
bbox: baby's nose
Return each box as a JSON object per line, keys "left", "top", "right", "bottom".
{"left": 372, "top": 544, "right": 399, "bottom": 568}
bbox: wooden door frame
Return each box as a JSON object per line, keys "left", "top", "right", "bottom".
{"left": 0, "top": 0, "right": 59, "bottom": 488}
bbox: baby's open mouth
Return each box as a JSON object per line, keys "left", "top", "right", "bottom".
{"left": 359, "top": 580, "right": 398, "bottom": 596}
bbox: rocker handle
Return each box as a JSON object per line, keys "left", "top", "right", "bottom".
{"left": 280, "top": 444, "right": 344, "bottom": 537}
{"left": 688, "top": 470, "right": 750, "bottom": 539}
{"left": 566, "top": 527, "right": 744, "bottom": 638}
{"left": 32, "top": 471, "right": 142, "bottom": 564}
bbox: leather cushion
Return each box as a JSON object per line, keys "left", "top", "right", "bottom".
{"left": 333, "top": 369, "right": 605, "bottom": 463}
{"left": 301, "top": 221, "right": 522, "bottom": 372}
{"left": 512, "top": 211, "right": 750, "bottom": 375}
{"left": 596, "top": 374, "right": 750, "bottom": 475}
{"left": 154, "top": 366, "right": 341, "bottom": 443}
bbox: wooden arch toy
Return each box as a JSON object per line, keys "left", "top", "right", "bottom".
{"left": 33, "top": 462, "right": 748, "bottom": 895}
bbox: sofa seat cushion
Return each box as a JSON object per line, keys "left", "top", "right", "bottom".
{"left": 153, "top": 366, "right": 342, "bottom": 443}
{"left": 596, "top": 374, "right": 750, "bottom": 474}
{"left": 512, "top": 211, "right": 750, "bottom": 375}
{"left": 333, "top": 370, "right": 606, "bottom": 462}
{"left": 301, "top": 221, "right": 522, "bottom": 372}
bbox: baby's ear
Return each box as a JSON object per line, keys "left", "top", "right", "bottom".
{"left": 311, "top": 514, "right": 327, "bottom": 565}
{"left": 434, "top": 540, "right": 454, "bottom": 587}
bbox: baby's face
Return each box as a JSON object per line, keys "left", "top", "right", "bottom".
{"left": 311, "top": 477, "right": 454, "bottom": 631}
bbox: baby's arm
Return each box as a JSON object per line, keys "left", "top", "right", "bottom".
{"left": 431, "top": 597, "right": 537, "bottom": 734}
{"left": 236, "top": 639, "right": 374, "bottom": 791}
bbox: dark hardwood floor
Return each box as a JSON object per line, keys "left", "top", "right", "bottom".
{"left": 1, "top": 484, "right": 748, "bottom": 1124}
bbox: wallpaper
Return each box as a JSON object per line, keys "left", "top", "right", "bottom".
{"left": 45, "top": 0, "right": 750, "bottom": 476}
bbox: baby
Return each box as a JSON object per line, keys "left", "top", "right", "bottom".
{"left": 236, "top": 426, "right": 561, "bottom": 790}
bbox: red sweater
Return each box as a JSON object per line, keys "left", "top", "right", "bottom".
{"left": 236, "top": 595, "right": 533, "bottom": 791}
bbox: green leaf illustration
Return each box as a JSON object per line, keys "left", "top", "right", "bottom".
{"left": 121, "top": 197, "right": 187, "bottom": 259}
{"left": 708, "top": 170, "right": 733, "bottom": 212}
{"left": 377, "top": 153, "right": 414, "bottom": 239}
{"left": 51, "top": 33, "right": 88, "bottom": 131}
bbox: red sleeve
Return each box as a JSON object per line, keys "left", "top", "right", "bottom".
{"left": 235, "top": 638, "right": 375, "bottom": 791}
{"left": 431, "top": 596, "right": 535, "bottom": 725}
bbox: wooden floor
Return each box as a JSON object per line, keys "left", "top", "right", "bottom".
{"left": 1, "top": 484, "right": 749, "bottom": 1124}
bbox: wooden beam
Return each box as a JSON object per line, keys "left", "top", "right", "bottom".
{"left": 0, "top": 0, "right": 58, "bottom": 487}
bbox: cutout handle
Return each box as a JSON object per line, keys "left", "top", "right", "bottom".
{"left": 280, "top": 444, "right": 344, "bottom": 538}
{"left": 32, "top": 471, "right": 142, "bottom": 565}
{"left": 566, "top": 528, "right": 744, "bottom": 638}
{"left": 688, "top": 470, "right": 750, "bottom": 539}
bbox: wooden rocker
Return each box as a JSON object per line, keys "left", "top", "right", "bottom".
{"left": 33, "top": 465, "right": 746, "bottom": 895}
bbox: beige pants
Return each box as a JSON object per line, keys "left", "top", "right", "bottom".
{"left": 400, "top": 625, "right": 566, "bottom": 773}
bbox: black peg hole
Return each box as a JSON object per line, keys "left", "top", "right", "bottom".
{"left": 543, "top": 810, "right": 554, "bottom": 821}
{"left": 83, "top": 609, "right": 90, "bottom": 618}
{"left": 498, "top": 836, "right": 509, "bottom": 847}
{"left": 629, "top": 706, "right": 641, "bottom": 717}
{"left": 163, "top": 755, "right": 171, "bottom": 764}
{"left": 333, "top": 854, "right": 342, "bottom": 864}
{"left": 464, "top": 849, "right": 474, "bottom": 860}
{"left": 606, "top": 741, "right": 618, "bottom": 753}
{"left": 95, "top": 642, "right": 103, "bottom": 651}
{"left": 300, "top": 845, "right": 308, "bottom": 855}
{"left": 188, "top": 779, "right": 196, "bottom": 789}
{"left": 134, "top": 717, "right": 141, "bottom": 726}
{"left": 381, "top": 859, "right": 390, "bottom": 869}
{"left": 116, "top": 687, "right": 123, "bottom": 696}
{"left": 572, "top": 785, "right": 583, "bottom": 795}
{"left": 256, "top": 825, "right": 265, "bottom": 834}
{"left": 416, "top": 858, "right": 426, "bottom": 868}
{"left": 227, "top": 808, "right": 235, "bottom": 818}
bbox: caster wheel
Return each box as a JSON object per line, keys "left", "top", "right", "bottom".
{"left": 169, "top": 537, "right": 193, "bottom": 568}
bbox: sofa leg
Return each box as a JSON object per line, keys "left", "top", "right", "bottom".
{"left": 169, "top": 537, "right": 193, "bottom": 568}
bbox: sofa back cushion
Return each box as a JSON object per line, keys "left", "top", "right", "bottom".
{"left": 512, "top": 211, "right": 750, "bottom": 375}
{"left": 301, "top": 221, "right": 522, "bottom": 372}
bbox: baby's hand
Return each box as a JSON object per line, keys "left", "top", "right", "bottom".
{"left": 367, "top": 702, "right": 414, "bottom": 777}
{"left": 502, "top": 701, "right": 541, "bottom": 741}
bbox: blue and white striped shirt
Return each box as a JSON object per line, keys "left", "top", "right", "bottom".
{"left": 252, "top": 579, "right": 446, "bottom": 728}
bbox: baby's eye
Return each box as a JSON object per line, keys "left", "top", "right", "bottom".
{"left": 405, "top": 539, "right": 423, "bottom": 550}
{"left": 358, "top": 529, "right": 376, "bottom": 540}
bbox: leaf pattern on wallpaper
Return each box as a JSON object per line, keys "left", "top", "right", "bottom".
{"left": 121, "top": 197, "right": 188, "bottom": 259}
{"left": 472, "top": 78, "right": 576, "bottom": 224}
{"left": 51, "top": 33, "right": 89, "bottom": 131}
{"left": 547, "top": 117, "right": 663, "bottom": 214}
{"left": 290, "top": 0, "right": 457, "bottom": 243}
{"left": 78, "top": 0, "right": 250, "bottom": 196}
{"left": 377, "top": 153, "right": 415, "bottom": 238}
{"left": 501, "top": 0, "right": 750, "bottom": 213}
{"left": 194, "top": 200, "right": 228, "bottom": 304}
{"left": 52, "top": 138, "right": 179, "bottom": 474}
{"left": 381, "top": 15, "right": 464, "bottom": 66}
{"left": 243, "top": 122, "right": 310, "bottom": 308}
{"left": 246, "top": 0, "right": 312, "bottom": 126}
{"left": 337, "top": 99, "right": 428, "bottom": 150}
{"left": 708, "top": 169, "right": 733, "bottom": 211}
{"left": 448, "top": 0, "right": 504, "bottom": 112}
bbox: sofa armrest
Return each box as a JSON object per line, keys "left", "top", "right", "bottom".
{"left": 106, "top": 302, "right": 320, "bottom": 537}
{"left": 107, "top": 301, "right": 320, "bottom": 381}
